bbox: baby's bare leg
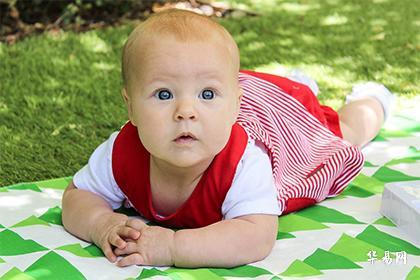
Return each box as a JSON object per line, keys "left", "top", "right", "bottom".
{"left": 338, "top": 97, "right": 384, "bottom": 147}
{"left": 338, "top": 82, "right": 394, "bottom": 148}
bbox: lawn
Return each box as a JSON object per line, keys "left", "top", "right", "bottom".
{"left": 0, "top": 0, "right": 418, "bottom": 186}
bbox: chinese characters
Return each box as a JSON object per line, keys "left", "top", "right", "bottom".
{"left": 367, "top": 250, "right": 407, "bottom": 264}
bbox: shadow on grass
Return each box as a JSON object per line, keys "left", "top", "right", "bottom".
{"left": 223, "top": 0, "right": 417, "bottom": 101}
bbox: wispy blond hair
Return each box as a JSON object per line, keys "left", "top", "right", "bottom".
{"left": 121, "top": 9, "right": 239, "bottom": 88}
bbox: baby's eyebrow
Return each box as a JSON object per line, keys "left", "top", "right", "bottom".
{"left": 196, "top": 71, "right": 223, "bottom": 79}
{"left": 144, "top": 74, "right": 175, "bottom": 85}
{"left": 145, "top": 72, "right": 224, "bottom": 85}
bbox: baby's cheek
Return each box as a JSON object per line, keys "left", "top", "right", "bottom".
{"left": 209, "top": 129, "right": 232, "bottom": 154}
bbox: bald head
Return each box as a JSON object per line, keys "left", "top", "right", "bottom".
{"left": 121, "top": 9, "right": 240, "bottom": 90}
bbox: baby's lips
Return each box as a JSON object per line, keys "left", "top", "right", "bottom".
{"left": 174, "top": 132, "right": 197, "bottom": 141}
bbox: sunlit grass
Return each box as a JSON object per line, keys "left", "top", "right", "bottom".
{"left": 224, "top": 0, "right": 419, "bottom": 100}
{"left": 0, "top": 0, "right": 419, "bottom": 186}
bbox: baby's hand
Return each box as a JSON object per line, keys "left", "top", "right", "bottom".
{"left": 90, "top": 213, "right": 141, "bottom": 263}
{"left": 114, "top": 219, "right": 176, "bottom": 267}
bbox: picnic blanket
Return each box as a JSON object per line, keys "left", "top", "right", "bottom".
{"left": 1, "top": 110, "right": 420, "bottom": 280}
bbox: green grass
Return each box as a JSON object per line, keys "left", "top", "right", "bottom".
{"left": 0, "top": 0, "right": 419, "bottom": 186}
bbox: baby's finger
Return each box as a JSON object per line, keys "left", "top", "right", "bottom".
{"left": 126, "top": 219, "right": 148, "bottom": 231}
{"left": 113, "top": 241, "right": 138, "bottom": 256}
{"left": 117, "top": 253, "right": 144, "bottom": 267}
{"left": 118, "top": 226, "right": 141, "bottom": 240}
{"left": 124, "top": 238, "right": 137, "bottom": 243}
{"left": 108, "top": 233, "right": 126, "bottom": 250}
{"left": 102, "top": 242, "right": 117, "bottom": 263}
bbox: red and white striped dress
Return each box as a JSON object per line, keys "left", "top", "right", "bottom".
{"left": 237, "top": 70, "right": 364, "bottom": 214}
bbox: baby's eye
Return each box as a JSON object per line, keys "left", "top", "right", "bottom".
{"left": 199, "top": 89, "right": 215, "bottom": 100}
{"left": 155, "top": 89, "right": 173, "bottom": 100}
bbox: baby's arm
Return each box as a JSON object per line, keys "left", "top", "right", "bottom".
{"left": 175, "top": 214, "right": 278, "bottom": 267}
{"left": 115, "top": 214, "right": 278, "bottom": 267}
{"left": 62, "top": 181, "right": 140, "bottom": 262}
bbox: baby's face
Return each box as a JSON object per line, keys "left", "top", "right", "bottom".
{"left": 125, "top": 35, "right": 240, "bottom": 168}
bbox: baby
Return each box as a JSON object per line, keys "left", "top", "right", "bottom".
{"left": 62, "top": 9, "right": 394, "bottom": 268}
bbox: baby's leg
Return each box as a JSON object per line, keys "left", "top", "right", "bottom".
{"left": 338, "top": 82, "right": 394, "bottom": 148}
{"left": 338, "top": 97, "right": 384, "bottom": 147}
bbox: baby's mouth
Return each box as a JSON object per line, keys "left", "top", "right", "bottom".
{"left": 174, "top": 132, "right": 197, "bottom": 143}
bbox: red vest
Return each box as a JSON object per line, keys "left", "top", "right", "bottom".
{"left": 112, "top": 122, "right": 248, "bottom": 228}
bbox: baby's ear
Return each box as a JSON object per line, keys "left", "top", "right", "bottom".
{"left": 121, "top": 88, "right": 128, "bottom": 102}
{"left": 236, "top": 87, "right": 243, "bottom": 109}
{"left": 121, "top": 88, "right": 135, "bottom": 126}
{"left": 237, "top": 87, "right": 243, "bottom": 104}
{"left": 233, "top": 87, "right": 243, "bottom": 123}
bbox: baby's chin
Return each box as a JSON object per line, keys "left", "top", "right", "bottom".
{"left": 149, "top": 149, "right": 216, "bottom": 170}
{"left": 149, "top": 142, "right": 227, "bottom": 169}
{"left": 165, "top": 154, "right": 215, "bottom": 169}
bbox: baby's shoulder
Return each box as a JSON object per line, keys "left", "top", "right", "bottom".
{"left": 235, "top": 139, "right": 271, "bottom": 174}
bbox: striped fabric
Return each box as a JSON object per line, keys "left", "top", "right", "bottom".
{"left": 237, "top": 72, "right": 365, "bottom": 213}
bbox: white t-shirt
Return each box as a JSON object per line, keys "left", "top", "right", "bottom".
{"left": 73, "top": 132, "right": 281, "bottom": 220}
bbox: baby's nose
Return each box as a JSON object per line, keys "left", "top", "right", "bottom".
{"left": 174, "top": 101, "right": 198, "bottom": 121}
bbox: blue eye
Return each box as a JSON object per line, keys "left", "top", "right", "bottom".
{"left": 200, "top": 89, "right": 215, "bottom": 100}
{"left": 155, "top": 89, "right": 172, "bottom": 100}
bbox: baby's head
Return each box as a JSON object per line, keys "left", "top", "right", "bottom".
{"left": 120, "top": 9, "right": 242, "bottom": 169}
{"left": 122, "top": 9, "right": 240, "bottom": 92}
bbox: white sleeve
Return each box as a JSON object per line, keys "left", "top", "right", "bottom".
{"left": 72, "top": 132, "right": 125, "bottom": 209}
{"left": 222, "top": 140, "right": 282, "bottom": 220}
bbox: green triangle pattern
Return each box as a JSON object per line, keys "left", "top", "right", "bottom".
{"left": 373, "top": 217, "right": 396, "bottom": 227}
{"left": 407, "top": 147, "right": 420, "bottom": 158}
{"left": 209, "top": 265, "right": 273, "bottom": 277}
{"left": 83, "top": 244, "right": 104, "bottom": 257}
{"left": 25, "top": 251, "right": 86, "bottom": 280}
{"left": 378, "top": 128, "right": 411, "bottom": 138}
{"left": 270, "top": 276, "right": 282, "bottom": 280}
{"left": 7, "top": 183, "right": 42, "bottom": 192}
{"left": 356, "top": 225, "right": 420, "bottom": 255}
{"left": 0, "top": 267, "right": 35, "bottom": 280}
{"left": 329, "top": 234, "right": 385, "bottom": 262}
{"left": 277, "top": 231, "right": 295, "bottom": 240}
{"left": 406, "top": 266, "right": 420, "bottom": 280}
{"left": 137, "top": 268, "right": 168, "bottom": 279}
{"left": 363, "top": 161, "right": 377, "bottom": 167}
{"left": 385, "top": 146, "right": 420, "bottom": 166}
{"left": 386, "top": 116, "right": 420, "bottom": 133}
{"left": 386, "top": 157, "right": 420, "bottom": 166}
{"left": 280, "top": 259, "right": 322, "bottom": 277}
{"left": 350, "top": 173, "right": 385, "bottom": 194}
{"left": 3, "top": 116, "right": 420, "bottom": 279}
{"left": 401, "top": 118, "right": 420, "bottom": 132}
{"left": 304, "top": 248, "right": 362, "bottom": 270}
{"left": 373, "top": 166, "right": 420, "bottom": 183}
{"left": 296, "top": 205, "right": 364, "bottom": 224}
{"left": 278, "top": 214, "right": 328, "bottom": 232}
{"left": 36, "top": 177, "right": 72, "bottom": 190}
{"left": 372, "top": 134, "right": 387, "bottom": 142}
{"left": 340, "top": 184, "right": 375, "bottom": 198}
{"left": 327, "top": 194, "right": 346, "bottom": 201}
{"left": 0, "top": 229, "right": 48, "bottom": 255}
{"left": 12, "top": 215, "right": 51, "bottom": 228}
{"left": 164, "top": 267, "right": 223, "bottom": 279}
{"left": 39, "top": 206, "right": 62, "bottom": 225}
{"left": 408, "top": 146, "right": 420, "bottom": 154}
{"left": 55, "top": 244, "right": 96, "bottom": 258}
